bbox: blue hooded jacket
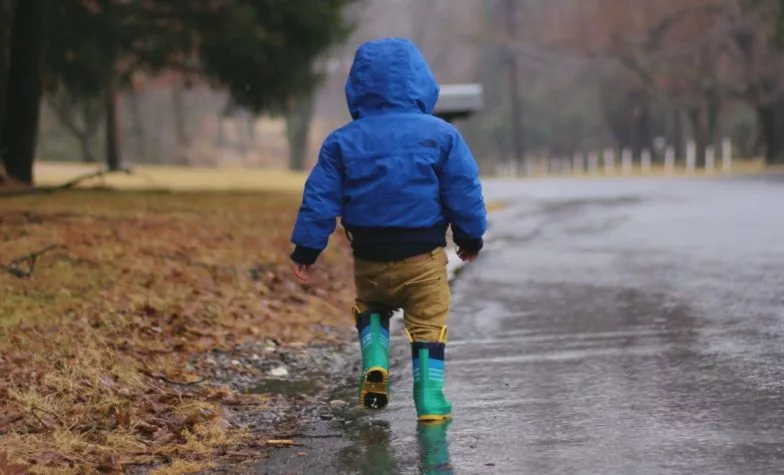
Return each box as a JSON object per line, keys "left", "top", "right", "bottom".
{"left": 291, "top": 38, "right": 487, "bottom": 265}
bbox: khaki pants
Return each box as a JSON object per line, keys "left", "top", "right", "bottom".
{"left": 353, "top": 247, "right": 450, "bottom": 342}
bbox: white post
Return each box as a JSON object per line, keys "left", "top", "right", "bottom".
{"left": 686, "top": 141, "right": 696, "bottom": 174}
{"left": 563, "top": 157, "right": 572, "bottom": 174}
{"left": 664, "top": 146, "right": 675, "bottom": 174}
{"left": 573, "top": 153, "right": 585, "bottom": 174}
{"left": 641, "top": 148, "right": 652, "bottom": 175}
{"left": 602, "top": 148, "right": 616, "bottom": 174}
{"left": 525, "top": 157, "right": 535, "bottom": 176}
{"left": 547, "top": 156, "right": 556, "bottom": 174}
{"left": 587, "top": 151, "right": 600, "bottom": 174}
{"left": 621, "top": 148, "right": 633, "bottom": 175}
{"left": 540, "top": 155, "right": 549, "bottom": 175}
{"left": 722, "top": 138, "right": 732, "bottom": 173}
{"left": 705, "top": 146, "right": 715, "bottom": 173}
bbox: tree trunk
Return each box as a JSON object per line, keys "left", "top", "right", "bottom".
{"left": 460, "top": 0, "right": 506, "bottom": 165}
{"left": 172, "top": 82, "right": 189, "bottom": 164}
{"left": 630, "top": 114, "right": 640, "bottom": 160}
{"left": 0, "top": 0, "right": 44, "bottom": 185}
{"left": 215, "top": 118, "right": 226, "bottom": 148}
{"left": 707, "top": 95, "right": 721, "bottom": 151}
{"left": 127, "top": 90, "right": 146, "bottom": 162}
{"left": 77, "top": 133, "right": 95, "bottom": 163}
{"left": 0, "top": 0, "right": 13, "bottom": 152}
{"left": 758, "top": 99, "right": 784, "bottom": 166}
{"left": 672, "top": 108, "right": 685, "bottom": 160}
{"left": 687, "top": 107, "right": 708, "bottom": 168}
{"left": 105, "top": 79, "right": 121, "bottom": 171}
{"left": 601, "top": 85, "right": 651, "bottom": 157}
{"left": 246, "top": 114, "right": 255, "bottom": 146}
{"left": 504, "top": 0, "right": 524, "bottom": 172}
{"left": 285, "top": 94, "right": 315, "bottom": 171}
{"left": 47, "top": 95, "right": 104, "bottom": 164}
{"left": 627, "top": 89, "right": 651, "bottom": 160}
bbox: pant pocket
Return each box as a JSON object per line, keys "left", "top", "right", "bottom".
{"left": 397, "top": 255, "right": 450, "bottom": 323}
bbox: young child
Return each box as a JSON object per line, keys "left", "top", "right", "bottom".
{"left": 290, "top": 37, "right": 487, "bottom": 422}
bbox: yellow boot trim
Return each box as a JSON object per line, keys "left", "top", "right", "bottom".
{"left": 417, "top": 413, "right": 452, "bottom": 423}
{"left": 405, "top": 326, "right": 448, "bottom": 343}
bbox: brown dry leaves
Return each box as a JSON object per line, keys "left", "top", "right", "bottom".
{"left": 0, "top": 190, "right": 354, "bottom": 473}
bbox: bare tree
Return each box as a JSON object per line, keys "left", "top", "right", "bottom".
{"left": 105, "top": 77, "right": 121, "bottom": 171}
{"left": 723, "top": 0, "right": 784, "bottom": 164}
{"left": 126, "top": 88, "right": 147, "bottom": 162}
{"left": 285, "top": 93, "right": 315, "bottom": 171}
{"left": 46, "top": 90, "right": 103, "bottom": 163}
{"left": 503, "top": 0, "right": 525, "bottom": 169}
{"left": 171, "top": 79, "right": 190, "bottom": 164}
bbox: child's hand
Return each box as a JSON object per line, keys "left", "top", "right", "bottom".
{"left": 292, "top": 264, "right": 311, "bottom": 283}
{"left": 457, "top": 248, "right": 479, "bottom": 262}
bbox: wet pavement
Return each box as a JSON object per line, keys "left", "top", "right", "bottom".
{"left": 262, "top": 173, "right": 784, "bottom": 474}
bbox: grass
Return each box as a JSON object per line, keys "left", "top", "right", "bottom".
{"left": 0, "top": 189, "right": 355, "bottom": 473}
{"left": 34, "top": 158, "right": 780, "bottom": 195}
{"left": 33, "top": 162, "right": 308, "bottom": 192}
{"left": 0, "top": 162, "right": 511, "bottom": 473}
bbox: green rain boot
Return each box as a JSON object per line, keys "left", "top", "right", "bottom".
{"left": 356, "top": 309, "right": 391, "bottom": 410}
{"left": 408, "top": 327, "right": 452, "bottom": 422}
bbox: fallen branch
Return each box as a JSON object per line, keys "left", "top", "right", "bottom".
{"left": 27, "top": 409, "right": 51, "bottom": 431}
{"left": 57, "top": 168, "right": 133, "bottom": 190}
{"left": 31, "top": 406, "right": 68, "bottom": 429}
{"left": 0, "top": 168, "right": 133, "bottom": 197}
{"left": 1, "top": 245, "right": 67, "bottom": 279}
{"left": 264, "top": 439, "right": 300, "bottom": 447}
{"left": 273, "top": 432, "right": 342, "bottom": 439}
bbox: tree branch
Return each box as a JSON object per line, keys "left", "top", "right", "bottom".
{"left": 139, "top": 369, "right": 208, "bottom": 387}
{"left": 46, "top": 95, "right": 85, "bottom": 139}
{"left": 1, "top": 244, "right": 67, "bottom": 279}
{"left": 0, "top": 168, "right": 133, "bottom": 197}
{"left": 646, "top": 4, "right": 728, "bottom": 49}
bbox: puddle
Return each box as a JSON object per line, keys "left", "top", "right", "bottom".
{"left": 253, "top": 346, "right": 455, "bottom": 473}
{"left": 321, "top": 383, "right": 454, "bottom": 474}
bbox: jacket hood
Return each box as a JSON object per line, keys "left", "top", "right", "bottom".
{"left": 345, "top": 38, "right": 440, "bottom": 120}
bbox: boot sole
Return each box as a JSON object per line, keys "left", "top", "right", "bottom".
{"left": 360, "top": 367, "right": 389, "bottom": 410}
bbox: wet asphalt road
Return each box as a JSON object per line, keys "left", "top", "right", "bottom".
{"left": 264, "top": 173, "right": 784, "bottom": 475}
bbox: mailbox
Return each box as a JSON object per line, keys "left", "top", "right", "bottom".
{"left": 433, "top": 83, "right": 484, "bottom": 123}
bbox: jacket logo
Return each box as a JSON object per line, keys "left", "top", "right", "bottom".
{"left": 419, "top": 139, "right": 438, "bottom": 148}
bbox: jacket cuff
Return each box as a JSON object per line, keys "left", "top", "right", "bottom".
{"left": 453, "top": 234, "right": 484, "bottom": 254}
{"left": 290, "top": 245, "right": 321, "bottom": 265}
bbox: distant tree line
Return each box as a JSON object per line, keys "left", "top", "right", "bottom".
{"left": 461, "top": 0, "right": 784, "bottom": 169}
{"left": 0, "top": 0, "right": 357, "bottom": 184}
